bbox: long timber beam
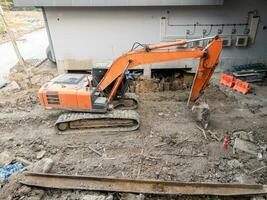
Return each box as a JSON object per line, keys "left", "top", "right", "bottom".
{"left": 21, "top": 172, "right": 267, "bottom": 196}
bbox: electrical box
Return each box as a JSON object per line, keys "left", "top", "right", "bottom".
{"left": 235, "top": 36, "right": 248, "bottom": 47}
{"left": 221, "top": 37, "right": 232, "bottom": 47}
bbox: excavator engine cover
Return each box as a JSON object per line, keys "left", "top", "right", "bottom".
{"left": 38, "top": 74, "right": 94, "bottom": 111}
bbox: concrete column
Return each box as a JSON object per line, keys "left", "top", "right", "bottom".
{"left": 143, "top": 65, "right": 152, "bottom": 79}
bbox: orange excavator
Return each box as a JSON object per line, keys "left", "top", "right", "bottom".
{"left": 38, "top": 36, "right": 222, "bottom": 131}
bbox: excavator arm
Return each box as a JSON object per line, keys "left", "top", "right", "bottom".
{"left": 96, "top": 36, "right": 222, "bottom": 103}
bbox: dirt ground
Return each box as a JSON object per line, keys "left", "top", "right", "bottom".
{"left": 0, "top": 61, "right": 266, "bottom": 200}
{"left": 0, "top": 11, "right": 44, "bottom": 44}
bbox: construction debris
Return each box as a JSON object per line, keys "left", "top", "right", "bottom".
{"left": 207, "top": 130, "right": 220, "bottom": 141}
{"left": 0, "top": 158, "right": 54, "bottom": 200}
{"left": 192, "top": 102, "right": 210, "bottom": 129}
{"left": 249, "top": 166, "right": 267, "bottom": 175}
{"left": 227, "top": 159, "right": 244, "bottom": 169}
{"left": 131, "top": 72, "right": 194, "bottom": 93}
{"left": 225, "top": 63, "right": 267, "bottom": 83}
{"left": 196, "top": 126, "right": 220, "bottom": 141}
{"left": 36, "top": 150, "right": 46, "bottom": 160}
{"left": 196, "top": 125, "right": 207, "bottom": 139}
{"left": 0, "top": 60, "right": 267, "bottom": 199}
{"left": 233, "top": 130, "right": 254, "bottom": 142}
{"left": 235, "top": 174, "right": 257, "bottom": 185}
{"left": 218, "top": 159, "right": 226, "bottom": 171}
{"left": 0, "top": 81, "right": 21, "bottom": 92}
{"left": 29, "top": 158, "right": 54, "bottom": 173}
{"left": 0, "top": 162, "right": 24, "bottom": 183}
{"left": 233, "top": 138, "right": 258, "bottom": 156}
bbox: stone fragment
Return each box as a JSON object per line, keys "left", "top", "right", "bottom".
{"left": 36, "top": 150, "right": 46, "bottom": 159}
{"left": 29, "top": 158, "right": 54, "bottom": 173}
{"left": 233, "top": 138, "right": 258, "bottom": 155}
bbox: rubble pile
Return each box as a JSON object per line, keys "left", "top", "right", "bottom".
{"left": 0, "top": 60, "right": 57, "bottom": 112}
{"left": 8, "top": 60, "right": 56, "bottom": 90}
{"left": 131, "top": 72, "right": 194, "bottom": 93}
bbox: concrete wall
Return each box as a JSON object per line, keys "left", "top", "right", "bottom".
{"left": 44, "top": 0, "right": 267, "bottom": 73}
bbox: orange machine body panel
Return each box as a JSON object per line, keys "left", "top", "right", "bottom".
{"left": 38, "top": 74, "right": 92, "bottom": 111}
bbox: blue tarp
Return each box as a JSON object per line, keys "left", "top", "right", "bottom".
{"left": 0, "top": 162, "right": 24, "bottom": 182}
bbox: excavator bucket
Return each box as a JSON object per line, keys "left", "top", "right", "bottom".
{"left": 188, "top": 37, "right": 222, "bottom": 103}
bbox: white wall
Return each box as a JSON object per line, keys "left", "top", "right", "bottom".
{"left": 45, "top": 0, "right": 267, "bottom": 73}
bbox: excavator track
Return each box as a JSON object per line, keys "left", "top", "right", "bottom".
{"left": 55, "top": 110, "right": 139, "bottom": 132}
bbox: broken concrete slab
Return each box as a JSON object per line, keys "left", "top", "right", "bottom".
{"left": 233, "top": 130, "right": 254, "bottom": 142}
{"left": 36, "top": 150, "right": 46, "bottom": 160}
{"left": 233, "top": 138, "right": 258, "bottom": 156}
{"left": 28, "top": 158, "right": 54, "bottom": 173}
{"left": 235, "top": 174, "right": 256, "bottom": 184}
